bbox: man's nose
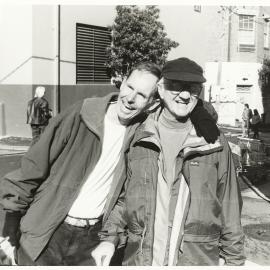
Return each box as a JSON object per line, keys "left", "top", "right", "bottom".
{"left": 127, "top": 91, "right": 136, "bottom": 103}
{"left": 179, "top": 91, "right": 191, "bottom": 103}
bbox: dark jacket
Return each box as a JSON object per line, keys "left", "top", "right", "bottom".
{"left": 27, "top": 97, "right": 51, "bottom": 125}
{"left": 101, "top": 108, "right": 245, "bottom": 266}
{"left": 0, "top": 93, "right": 138, "bottom": 261}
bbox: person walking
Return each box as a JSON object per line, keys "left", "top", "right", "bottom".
{"left": 251, "top": 109, "right": 261, "bottom": 139}
{"left": 26, "top": 86, "right": 52, "bottom": 145}
{"left": 242, "top": 103, "right": 252, "bottom": 137}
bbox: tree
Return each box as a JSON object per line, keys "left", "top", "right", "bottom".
{"left": 105, "top": 5, "right": 179, "bottom": 86}
{"left": 258, "top": 58, "right": 270, "bottom": 95}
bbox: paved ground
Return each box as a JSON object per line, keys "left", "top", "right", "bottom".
{"left": 0, "top": 129, "right": 270, "bottom": 265}
{"left": 0, "top": 154, "right": 24, "bottom": 235}
{"left": 220, "top": 126, "right": 270, "bottom": 265}
{"left": 239, "top": 175, "right": 270, "bottom": 265}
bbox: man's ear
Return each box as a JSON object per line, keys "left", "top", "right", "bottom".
{"left": 119, "top": 77, "right": 127, "bottom": 90}
{"left": 146, "top": 99, "right": 161, "bottom": 113}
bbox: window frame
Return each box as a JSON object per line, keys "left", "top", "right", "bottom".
{"left": 239, "top": 14, "right": 255, "bottom": 31}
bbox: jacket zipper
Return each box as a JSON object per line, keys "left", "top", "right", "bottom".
{"left": 140, "top": 225, "right": 147, "bottom": 254}
{"left": 140, "top": 172, "right": 147, "bottom": 254}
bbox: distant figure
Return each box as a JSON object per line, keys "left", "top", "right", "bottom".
{"left": 27, "top": 86, "right": 52, "bottom": 145}
{"left": 251, "top": 109, "right": 261, "bottom": 139}
{"left": 242, "top": 104, "right": 252, "bottom": 137}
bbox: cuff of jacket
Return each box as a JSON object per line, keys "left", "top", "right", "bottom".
{"left": 99, "top": 232, "right": 120, "bottom": 247}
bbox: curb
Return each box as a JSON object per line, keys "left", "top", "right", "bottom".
{"left": 0, "top": 144, "right": 29, "bottom": 151}
{"left": 0, "top": 144, "right": 29, "bottom": 155}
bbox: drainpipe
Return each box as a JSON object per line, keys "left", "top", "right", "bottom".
{"left": 227, "top": 7, "right": 232, "bottom": 62}
{"left": 57, "top": 5, "right": 61, "bottom": 113}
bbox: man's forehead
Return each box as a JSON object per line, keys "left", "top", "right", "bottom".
{"left": 128, "top": 69, "right": 158, "bottom": 79}
{"left": 126, "top": 70, "right": 158, "bottom": 94}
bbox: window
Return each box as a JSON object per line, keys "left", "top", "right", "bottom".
{"left": 236, "top": 85, "right": 252, "bottom": 92}
{"left": 264, "top": 22, "right": 269, "bottom": 48}
{"left": 76, "top": 23, "right": 111, "bottom": 84}
{"left": 239, "top": 15, "right": 254, "bottom": 31}
{"left": 238, "top": 14, "right": 255, "bottom": 52}
{"left": 194, "top": 6, "right": 201, "bottom": 13}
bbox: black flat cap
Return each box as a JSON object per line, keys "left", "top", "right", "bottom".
{"left": 162, "top": 57, "right": 206, "bottom": 83}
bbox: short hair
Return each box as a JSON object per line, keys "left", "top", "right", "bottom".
{"left": 245, "top": 103, "right": 249, "bottom": 108}
{"left": 35, "top": 86, "right": 46, "bottom": 98}
{"left": 127, "top": 62, "right": 162, "bottom": 80}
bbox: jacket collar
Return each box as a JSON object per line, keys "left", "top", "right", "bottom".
{"left": 132, "top": 107, "right": 223, "bottom": 157}
{"left": 181, "top": 126, "right": 223, "bottom": 158}
{"left": 80, "top": 91, "right": 119, "bottom": 139}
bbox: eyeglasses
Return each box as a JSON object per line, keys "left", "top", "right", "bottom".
{"left": 159, "top": 81, "right": 202, "bottom": 98}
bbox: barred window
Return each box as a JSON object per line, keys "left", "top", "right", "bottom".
{"left": 76, "top": 23, "right": 111, "bottom": 84}
{"left": 194, "top": 6, "right": 201, "bottom": 13}
{"left": 238, "top": 14, "right": 255, "bottom": 50}
{"left": 236, "top": 85, "right": 252, "bottom": 92}
{"left": 239, "top": 15, "right": 254, "bottom": 31}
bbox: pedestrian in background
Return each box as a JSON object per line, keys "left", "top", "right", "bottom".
{"left": 242, "top": 103, "right": 252, "bottom": 137}
{"left": 26, "top": 86, "right": 52, "bottom": 145}
{"left": 251, "top": 109, "right": 261, "bottom": 139}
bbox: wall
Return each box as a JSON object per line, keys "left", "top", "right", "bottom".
{"left": 160, "top": 6, "right": 226, "bottom": 67}
{"left": 205, "top": 61, "right": 263, "bottom": 126}
{"left": 60, "top": 5, "right": 116, "bottom": 85}
{"left": 0, "top": 5, "right": 34, "bottom": 137}
{"left": 60, "top": 84, "right": 116, "bottom": 110}
{"left": 58, "top": 6, "right": 117, "bottom": 108}
{"left": 0, "top": 6, "right": 58, "bottom": 137}
{"left": 229, "top": 7, "right": 258, "bottom": 63}
{"left": 0, "top": 5, "right": 118, "bottom": 137}
{"left": 0, "top": 5, "right": 33, "bottom": 83}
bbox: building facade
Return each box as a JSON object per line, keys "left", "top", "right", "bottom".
{"left": 204, "top": 6, "right": 270, "bottom": 126}
{"left": 0, "top": 5, "right": 269, "bottom": 137}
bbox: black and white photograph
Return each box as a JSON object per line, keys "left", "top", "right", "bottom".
{"left": 0, "top": 1, "right": 270, "bottom": 266}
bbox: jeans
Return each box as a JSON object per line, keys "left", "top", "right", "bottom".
{"left": 30, "top": 124, "right": 47, "bottom": 145}
{"left": 16, "top": 220, "right": 102, "bottom": 265}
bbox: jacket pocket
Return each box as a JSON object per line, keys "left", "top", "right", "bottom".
{"left": 122, "top": 225, "right": 147, "bottom": 266}
{"left": 177, "top": 233, "right": 220, "bottom": 266}
{"left": 184, "top": 233, "right": 220, "bottom": 242}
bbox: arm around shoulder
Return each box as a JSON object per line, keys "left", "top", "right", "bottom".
{"left": 218, "top": 135, "right": 245, "bottom": 265}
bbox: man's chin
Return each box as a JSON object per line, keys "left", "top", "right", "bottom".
{"left": 118, "top": 114, "right": 132, "bottom": 125}
{"left": 173, "top": 111, "right": 190, "bottom": 120}
{"left": 118, "top": 112, "right": 138, "bottom": 125}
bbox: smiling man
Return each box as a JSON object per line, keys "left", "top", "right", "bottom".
{"left": 0, "top": 62, "right": 161, "bottom": 266}
{"left": 92, "top": 58, "right": 245, "bottom": 266}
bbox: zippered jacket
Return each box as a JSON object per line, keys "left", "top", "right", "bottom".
{"left": 0, "top": 92, "right": 138, "bottom": 261}
{"left": 100, "top": 108, "right": 245, "bottom": 266}
{"left": 26, "top": 97, "right": 51, "bottom": 125}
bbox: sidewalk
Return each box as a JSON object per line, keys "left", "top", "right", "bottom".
{"left": 240, "top": 175, "right": 270, "bottom": 265}
{"left": 220, "top": 125, "right": 270, "bottom": 145}
{"left": 0, "top": 136, "right": 30, "bottom": 155}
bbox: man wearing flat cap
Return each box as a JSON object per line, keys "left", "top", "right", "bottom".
{"left": 92, "top": 57, "right": 245, "bottom": 266}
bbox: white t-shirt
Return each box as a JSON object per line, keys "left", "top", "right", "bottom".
{"left": 68, "top": 113, "right": 126, "bottom": 218}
